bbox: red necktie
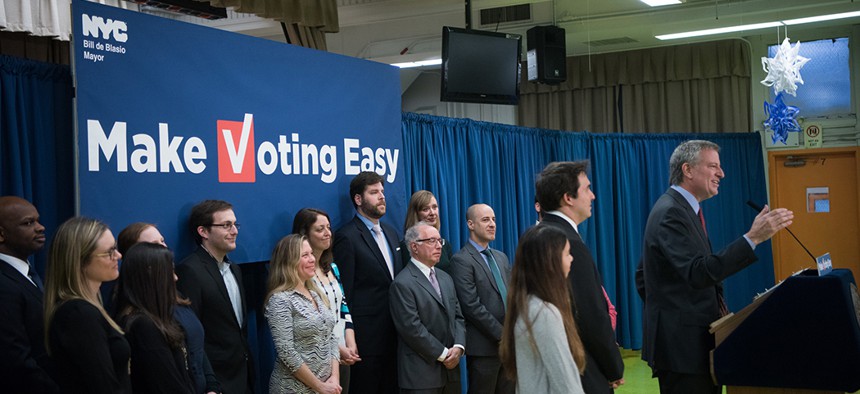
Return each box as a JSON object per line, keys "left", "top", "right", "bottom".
{"left": 698, "top": 208, "right": 708, "bottom": 238}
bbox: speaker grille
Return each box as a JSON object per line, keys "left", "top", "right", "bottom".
{"left": 480, "top": 4, "right": 531, "bottom": 26}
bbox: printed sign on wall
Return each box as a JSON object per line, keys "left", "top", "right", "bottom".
{"left": 74, "top": 0, "right": 404, "bottom": 262}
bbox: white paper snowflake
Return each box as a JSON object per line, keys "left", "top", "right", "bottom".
{"left": 761, "top": 37, "right": 811, "bottom": 97}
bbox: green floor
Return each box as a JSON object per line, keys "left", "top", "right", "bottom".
{"left": 615, "top": 348, "right": 660, "bottom": 394}
{"left": 614, "top": 349, "right": 727, "bottom": 394}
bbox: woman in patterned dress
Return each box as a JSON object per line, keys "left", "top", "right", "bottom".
{"left": 293, "top": 208, "right": 360, "bottom": 394}
{"left": 265, "top": 234, "right": 341, "bottom": 394}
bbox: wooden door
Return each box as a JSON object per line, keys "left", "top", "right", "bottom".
{"left": 768, "top": 147, "right": 860, "bottom": 281}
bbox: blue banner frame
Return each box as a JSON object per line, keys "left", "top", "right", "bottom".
{"left": 73, "top": 0, "right": 404, "bottom": 262}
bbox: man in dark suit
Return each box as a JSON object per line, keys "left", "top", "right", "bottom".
{"left": 0, "top": 196, "right": 58, "bottom": 394}
{"left": 449, "top": 203, "right": 513, "bottom": 394}
{"left": 535, "top": 161, "right": 625, "bottom": 393}
{"left": 177, "top": 199, "right": 253, "bottom": 394}
{"left": 333, "top": 171, "right": 403, "bottom": 393}
{"left": 637, "top": 140, "right": 793, "bottom": 393}
{"left": 391, "top": 222, "right": 465, "bottom": 394}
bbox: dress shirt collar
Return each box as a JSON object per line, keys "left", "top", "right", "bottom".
{"left": 671, "top": 185, "right": 701, "bottom": 214}
{"left": 0, "top": 252, "right": 30, "bottom": 278}
{"left": 356, "top": 212, "right": 378, "bottom": 230}
{"left": 410, "top": 257, "right": 435, "bottom": 280}
{"left": 546, "top": 210, "right": 579, "bottom": 233}
{"left": 468, "top": 239, "right": 489, "bottom": 253}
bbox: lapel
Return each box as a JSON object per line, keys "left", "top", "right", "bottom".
{"left": 353, "top": 216, "right": 393, "bottom": 279}
{"left": 382, "top": 225, "right": 402, "bottom": 277}
{"left": 666, "top": 189, "right": 711, "bottom": 253}
{"left": 465, "top": 243, "right": 499, "bottom": 294}
{"left": 542, "top": 213, "right": 582, "bottom": 243}
{"left": 408, "top": 262, "right": 444, "bottom": 308}
{"left": 197, "top": 248, "right": 241, "bottom": 327}
{"left": 0, "top": 258, "right": 42, "bottom": 300}
{"left": 438, "top": 272, "right": 456, "bottom": 322}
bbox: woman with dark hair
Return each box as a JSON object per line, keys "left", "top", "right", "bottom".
{"left": 292, "top": 208, "right": 359, "bottom": 393}
{"left": 45, "top": 217, "right": 131, "bottom": 393}
{"left": 401, "top": 190, "right": 454, "bottom": 272}
{"left": 266, "top": 234, "right": 341, "bottom": 394}
{"left": 499, "top": 225, "right": 586, "bottom": 393}
{"left": 116, "top": 222, "right": 221, "bottom": 394}
{"left": 113, "top": 242, "right": 195, "bottom": 393}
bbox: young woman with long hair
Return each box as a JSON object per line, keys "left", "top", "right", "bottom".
{"left": 44, "top": 217, "right": 130, "bottom": 393}
{"left": 499, "top": 225, "right": 586, "bottom": 393}
{"left": 265, "top": 234, "right": 341, "bottom": 394}
{"left": 116, "top": 222, "right": 220, "bottom": 394}
{"left": 113, "top": 242, "right": 195, "bottom": 393}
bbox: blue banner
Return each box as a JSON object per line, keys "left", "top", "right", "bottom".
{"left": 73, "top": 0, "right": 404, "bottom": 262}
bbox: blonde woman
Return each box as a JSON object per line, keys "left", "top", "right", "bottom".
{"left": 44, "top": 217, "right": 130, "bottom": 393}
{"left": 265, "top": 234, "right": 341, "bottom": 394}
{"left": 293, "top": 208, "right": 360, "bottom": 393}
{"left": 401, "top": 190, "right": 454, "bottom": 272}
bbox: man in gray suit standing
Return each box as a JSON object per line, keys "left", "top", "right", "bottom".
{"left": 449, "top": 204, "right": 513, "bottom": 394}
{"left": 391, "top": 222, "right": 466, "bottom": 394}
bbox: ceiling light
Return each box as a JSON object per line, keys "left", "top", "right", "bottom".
{"left": 657, "top": 10, "right": 860, "bottom": 40}
{"left": 782, "top": 10, "right": 860, "bottom": 25}
{"left": 656, "top": 21, "right": 783, "bottom": 40}
{"left": 391, "top": 58, "right": 442, "bottom": 69}
{"left": 640, "top": 0, "right": 682, "bottom": 6}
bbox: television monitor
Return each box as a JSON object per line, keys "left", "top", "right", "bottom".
{"left": 441, "top": 26, "right": 522, "bottom": 105}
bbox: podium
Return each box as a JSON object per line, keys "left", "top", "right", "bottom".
{"left": 710, "top": 269, "right": 860, "bottom": 393}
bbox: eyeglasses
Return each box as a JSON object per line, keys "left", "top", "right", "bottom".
{"left": 415, "top": 238, "right": 446, "bottom": 246}
{"left": 93, "top": 246, "right": 119, "bottom": 259}
{"left": 208, "top": 222, "right": 240, "bottom": 230}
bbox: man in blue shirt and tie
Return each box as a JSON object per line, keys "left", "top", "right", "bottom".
{"left": 449, "top": 203, "right": 514, "bottom": 394}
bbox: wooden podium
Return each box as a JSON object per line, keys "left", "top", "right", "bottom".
{"left": 709, "top": 269, "right": 860, "bottom": 394}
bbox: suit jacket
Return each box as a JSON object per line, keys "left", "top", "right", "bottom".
{"left": 540, "top": 214, "right": 624, "bottom": 394}
{"left": 0, "top": 258, "right": 58, "bottom": 393}
{"left": 390, "top": 261, "right": 466, "bottom": 390}
{"left": 176, "top": 247, "right": 252, "bottom": 394}
{"left": 49, "top": 299, "right": 131, "bottom": 394}
{"left": 449, "top": 242, "right": 510, "bottom": 357}
{"left": 638, "top": 188, "right": 757, "bottom": 375}
{"left": 333, "top": 215, "right": 403, "bottom": 356}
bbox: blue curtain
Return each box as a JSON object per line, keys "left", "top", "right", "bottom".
{"left": 402, "top": 112, "right": 774, "bottom": 349}
{"left": 0, "top": 54, "right": 75, "bottom": 275}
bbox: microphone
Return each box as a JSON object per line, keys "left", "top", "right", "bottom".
{"left": 746, "top": 200, "right": 816, "bottom": 264}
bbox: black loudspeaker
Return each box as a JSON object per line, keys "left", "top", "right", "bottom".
{"left": 527, "top": 25, "right": 566, "bottom": 84}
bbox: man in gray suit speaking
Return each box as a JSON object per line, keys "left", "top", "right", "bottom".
{"left": 449, "top": 204, "right": 513, "bottom": 394}
{"left": 390, "top": 222, "right": 466, "bottom": 394}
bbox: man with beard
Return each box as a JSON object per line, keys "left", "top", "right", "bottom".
{"left": 334, "top": 171, "right": 403, "bottom": 394}
{"left": 0, "top": 196, "right": 58, "bottom": 393}
{"left": 177, "top": 200, "right": 253, "bottom": 394}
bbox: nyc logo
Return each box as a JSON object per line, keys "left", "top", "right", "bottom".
{"left": 217, "top": 114, "right": 256, "bottom": 183}
{"left": 81, "top": 13, "right": 128, "bottom": 42}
